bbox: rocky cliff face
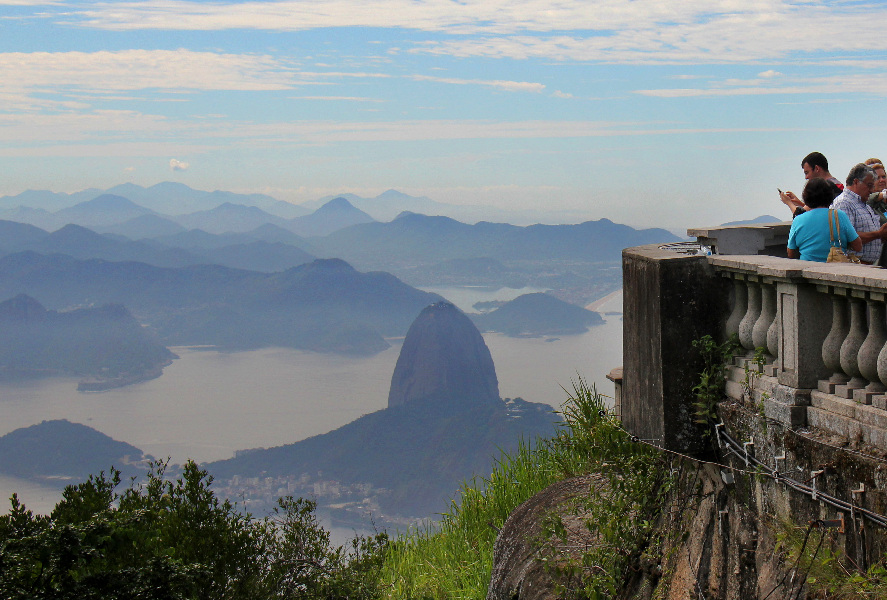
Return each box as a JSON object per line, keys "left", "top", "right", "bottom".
{"left": 388, "top": 301, "right": 500, "bottom": 409}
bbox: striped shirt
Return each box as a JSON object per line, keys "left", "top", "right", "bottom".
{"left": 832, "top": 188, "right": 882, "bottom": 263}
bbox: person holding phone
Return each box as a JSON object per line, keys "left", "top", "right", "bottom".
{"left": 788, "top": 178, "right": 861, "bottom": 262}
{"left": 780, "top": 151, "right": 844, "bottom": 217}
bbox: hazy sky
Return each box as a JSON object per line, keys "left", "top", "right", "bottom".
{"left": 3, "top": 0, "right": 887, "bottom": 229}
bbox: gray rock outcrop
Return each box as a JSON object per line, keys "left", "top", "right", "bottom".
{"left": 387, "top": 301, "right": 500, "bottom": 409}
{"left": 487, "top": 474, "right": 604, "bottom": 600}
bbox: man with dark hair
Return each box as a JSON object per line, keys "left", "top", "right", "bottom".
{"left": 831, "top": 163, "right": 887, "bottom": 264}
{"left": 801, "top": 151, "right": 843, "bottom": 195}
{"left": 780, "top": 151, "right": 844, "bottom": 217}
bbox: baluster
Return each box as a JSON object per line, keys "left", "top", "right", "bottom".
{"left": 753, "top": 283, "right": 777, "bottom": 362}
{"left": 858, "top": 299, "right": 887, "bottom": 403}
{"left": 725, "top": 278, "right": 748, "bottom": 339}
{"left": 822, "top": 294, "right": 850, "bottom": 392}
{"left": 839, "top": 297, "right": 868, "bottom": 395}
{"left": 738, "top": 281, "right": 761, "bottom": 354}
{"left": 767, "top": 288, "right": 780, "bottom": 375}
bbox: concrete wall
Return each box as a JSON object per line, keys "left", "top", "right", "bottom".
{"left": 622, "top": 245, "right": 729, "bottom": 454}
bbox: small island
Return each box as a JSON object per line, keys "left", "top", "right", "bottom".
{"left": 471, "top": 292, "right": 604, "bottom": 337}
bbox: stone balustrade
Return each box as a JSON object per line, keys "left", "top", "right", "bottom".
{"left": 622, "top": 230, "right": 887, "bottom": 454}
{"left": 713, "top": 255, "right": 887, "bottom": 448}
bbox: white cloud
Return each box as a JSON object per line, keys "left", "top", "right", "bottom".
{"left": 758, "top": 70, "right": 782, "bottom": 78}
{"left": 292, "top": 96, "right": 385, "bottom": 102}
{"left": 0, "top": 50, "right": 300, "bottom": 94}
{"left": 635, "top": 73, "right": 887, "bottom": 98}
{"left": 551, "top": 90, "right": 574, "bottom": 99}
{"left": 0, "top": 111, "right": 795, "bottom": 152}
{"left": 411, "top": 74, "right": 545, "bottom": 93}
{"left": 61, "top": 1, "right": 887, "bottom": 66}
{"left": 169, "top": 158, "right": 190, "bottom": 171}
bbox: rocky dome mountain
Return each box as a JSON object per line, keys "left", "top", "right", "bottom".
{"left": 388, "top": 301, "right": 499, "bottom": 409}
{"left": 208, "top": 300, "right": 557, "bottom": 519}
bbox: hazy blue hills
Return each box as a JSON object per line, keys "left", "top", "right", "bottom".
{"left": 0, "top": 182, "right": 308, "bottom": 218}
{"left": 288, "top": 196, "right": 375, "bottom": 237}
{"left": 194, "top": 241, "right": 315, "bottom": 273}
{"left": 0, "top": 294, "right": 175, "bottom": 383}
{"left": 0, "top": 420, "right": 146, "bottom": 481}
{"left": 0, "top": 255, "right": 442, "bottom": 354}
{"left": 94, "top": 214, "right": 187, "bottom": 239}
{"left": 0, "top": 220, "right": 48, "bottom": 251}
{"left": 0, "top": 190, "right": 369, "bottom": 243}
{"left": 313, "top": 212, "right": 681, "bottom": 268}
{"left": 472, "top": 292, "right": 605, "bottom": 337}
{"left": 0, "top": 220, "right": 317, "bottom": 273}
{"left": 173, "top": 202, "right": 295, "bottom": 234}
{"left": 721, "top": 214, "right": 784, "bottom": 226}
{"left": 0, "top": 188, "right": 102, "bottom": 213}
{"left": 55, "top": 193, "right": 157, "bottom": 227}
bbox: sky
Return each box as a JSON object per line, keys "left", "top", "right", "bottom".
{"left": 3, "top": 0, "right": 887, "bottom": 229}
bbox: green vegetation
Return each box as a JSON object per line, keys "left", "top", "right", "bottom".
{"left": 0, "top": 460, "right": 387, "bottom": 599}
{"left": 691, "top": 334, "right": 740, "bottom": 428}
{"left": 767, "top": 517, "right": 887, "bottom": 599}
{"left": 377, "top": 379, "right": 671, "bottom": 599}
{"left": 0, "top": 381, "right": 671, "bottom": 599}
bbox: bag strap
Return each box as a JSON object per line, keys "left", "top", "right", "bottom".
{"left": 829, "top": 209, "right": 841, "bottom": 248}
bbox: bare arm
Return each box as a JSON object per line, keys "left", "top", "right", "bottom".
{"left": 850, "top": 237, "right": 863, "bottom": 253}
{"left": 780, "top": 191, "right": 805, "bottom": 215}
{"left": 787, "top": 248, "right": 799, "bottom": 259}
{"left": 856, "top": 224, "right": 887, "bottom": 245}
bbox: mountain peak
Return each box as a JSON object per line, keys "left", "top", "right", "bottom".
{"left": 319, "top": 196, "right": 356, "bottom": 210}
{"left": 387, "top": 301, "right": 499, "bottom": 409}
{"left": 0, "top": 294, "right": 47, "bottom": 320}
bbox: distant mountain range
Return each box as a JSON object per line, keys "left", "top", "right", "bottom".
{"left": 0, "top": 190, "right": 373, "bottom": 238}
{"left": 0, "top": 182, "right": 308, "bottom": 218}
{"left": 313, "top": 211, "right": 681, "bottom": 269}
{"left": 308, "top": 188, "right": 611, "bottom": 225}
{"left": 0, "top": 255, "right": 442, "bottom": 355}
{"left": 3, "top": 182, "right": 635, "bottom": 228}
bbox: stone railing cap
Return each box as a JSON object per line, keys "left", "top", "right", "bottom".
{"left": 709, "top": 255, "right": 806, "bottom": 278}
{"left": 710, "top": 255, "right": 887, "bottom": 288}
{"left": 688, "top": 221, "right": 790, "bottom": 237}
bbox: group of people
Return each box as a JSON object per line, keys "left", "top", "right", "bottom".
{"left": 781, "top": 152, "right": 887, "bottom": 265}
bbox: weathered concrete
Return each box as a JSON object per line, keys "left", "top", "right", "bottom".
{"left": 688, "top": 222, "right": 790, "bottom": 256}
{"left": 622, "top": 245, "right": 729, "bottom": 454}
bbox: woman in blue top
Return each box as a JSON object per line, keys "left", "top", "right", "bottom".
{"left": 787, "top": 178, "right": 861, "bottom": 262}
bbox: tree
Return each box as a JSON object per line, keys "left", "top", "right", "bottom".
{"left": 0, "top": 460, "right": 387, "bottom": 599}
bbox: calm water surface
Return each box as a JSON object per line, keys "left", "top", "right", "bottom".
{"left": 0, "top": 288, "right": 622, "bottom": 514}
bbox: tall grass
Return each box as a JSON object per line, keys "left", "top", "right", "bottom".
{"left": 377, "top": 379, "right": 612, "bottom": 599}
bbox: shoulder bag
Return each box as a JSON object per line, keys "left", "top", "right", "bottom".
{"left": 826, "top": 209, "right": 861, "bottom": 264}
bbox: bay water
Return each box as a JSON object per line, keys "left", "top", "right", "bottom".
{"left": 0, "top": 288, "right": 623, "bottom": 517}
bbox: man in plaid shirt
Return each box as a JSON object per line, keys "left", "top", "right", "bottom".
{"left": 832, "top": 163, "right": 887, "bottom": 264}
